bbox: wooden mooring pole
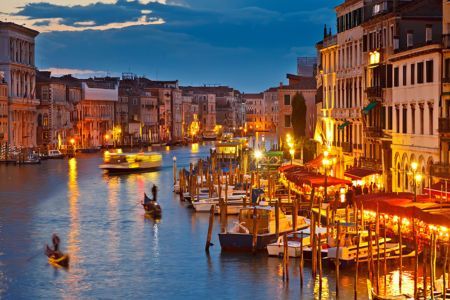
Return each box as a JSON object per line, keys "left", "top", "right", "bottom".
{"left": 205, "top": 205, "right": 215, "bottom": 252}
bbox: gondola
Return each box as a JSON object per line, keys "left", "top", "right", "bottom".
{"left": 142, "top": 193, "right": 162, "bottom": 217}
{"left": 45, "top": 245, "right": 70, "bottom": 268}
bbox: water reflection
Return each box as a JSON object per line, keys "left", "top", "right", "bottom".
{"left": 191, "top": 143, "right": 199, "bottom": 153}
{"left": 64, "top": 158, "right": 84, "bottom": 298}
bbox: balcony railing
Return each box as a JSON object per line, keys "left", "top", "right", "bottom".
{"left": 366, "top": 126, "right": 384, "bottom": 138}
{"left": 342, "top": 142, "right": 352, "bottom": 153}
{"left": 439, "top": 118, "right": 450, "bottom": 134}
{"left": 431, "top": 163, "right": 450, "bottom": 180}
{"left": 359, "top": 157, "right": 383, "bottom": 171}
{"left": 366, "top": 87, "right": 382, "bottom": 99}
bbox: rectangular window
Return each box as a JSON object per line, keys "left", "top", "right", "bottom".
{"left": 394, "top": 67, "right": 399, "bottom": 87}
{"left": 411, "top": 106, "right": 415, "bottom": 134}
{"left": 388, "top": 106, "right": 393, "bottom": 130}
{"left": 396, "top": 107, "right": 400, "bottom": 133}
{"left": 402, "top": 107, "right": 407, "bottom": 134}
{"left": 426, "top": 60, "right": 434, "bottom": 83}
{"left": 445, "top": 58, "right": 450, "bottom": 80}
{"left": 418, "top": 62, "right": 424, "bottom": 83}
{"left": 429, "top": 106, "right": 434, "bottom": 134}
{"left": 284, "top": 115, "right": 291, "bottom": 128}
{"left": 284, "top": 95, "right": 290, "bottom": 106}
{"left": 410, "top": 64, "right": 415, "bottom": 85}
{"left": 420, "top": 106, "right": 424, "bottom": 134}
{"left": 403, "top": 65, "right": 407, "bottom": 86}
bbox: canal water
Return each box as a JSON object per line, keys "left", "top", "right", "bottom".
{"left": 0, "top": 144, "right": 417, "bottom": 299}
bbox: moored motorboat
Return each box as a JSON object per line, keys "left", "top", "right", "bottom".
{"left": 47, "top": 149, "right": 65, "bottom": 159}
{"left": 218, "top": 206, "right": 309, "bottom": 252}
{"left": 142, "top": 193, "right": 162, "bottom": 217}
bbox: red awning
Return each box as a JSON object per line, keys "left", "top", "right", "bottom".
{"left": 355, "top": 193, "right": 450, "bottom": 228}
{"left": 279, "top": 165, "right": 305, "bottom": 173}
{"left": 344, "top": 167, "right": 381, "bottom": 180}
{"left": 286, "top": 171, "right": 351, "bottom": 188}
{"left": 424, "top": 181, "right": 450, "bottom": 198}
{"left": 304, "top": 154, "right": 337, "bottom": 169}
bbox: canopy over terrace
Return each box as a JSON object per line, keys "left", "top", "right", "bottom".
{"left": 279, "top": 165, "right": 351, "bottom": 188}
{"left": 424, "top": 181, "right": 450, "bottom": 199}
{"left": 304, "top": 153, "right": 337, "bottom": 169}
{"left": 355, "top": 193, "right": 450, "bottom": 228}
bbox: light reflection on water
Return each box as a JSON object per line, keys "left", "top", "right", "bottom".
{"left": 0, "top": 144, "right": 432, "bottom": 299}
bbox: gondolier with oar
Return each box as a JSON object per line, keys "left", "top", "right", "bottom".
{"left": 151, "top": 184, "right": 158, "bottom": 202}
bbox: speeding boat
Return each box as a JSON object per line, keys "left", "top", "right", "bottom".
{"left": 142, "top": 193, "right": 162, "bottom": 217}
{"left": 100, "top": 151, "right": 162, "bottom": 173}
{"left": 218, "top": 206, "right": 309, "bottom": 252}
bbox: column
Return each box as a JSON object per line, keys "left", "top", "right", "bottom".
{"left": 424, "top": 103, "right": 430, "bottom": 135}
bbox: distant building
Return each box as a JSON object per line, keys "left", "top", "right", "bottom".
{"left": 0, "top": 22, "right": 39, "bottom": 147}
{"left": 278, "top": 74, "right": 317, "bottom": 140}
{"left": 297, "top": 57, "right": 317, "bottom": 77}
{"left": 36, "top": 71, "right": 76, "bottom": 149}
{"left": 77, "top": 77, "right": 119, "bottom": 147}
{"left": 0, "top": 72, "right": 8, "bottom": 145}
{"left": 243, "top": 93, "right": 267, "bottom": 132}
{"left": 263, "top": 87, "right": 279, "bottom": 132}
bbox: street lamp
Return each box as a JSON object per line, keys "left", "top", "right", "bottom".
{"left": 289, "top": 148, "right": 295, "bottom": 165}
{"left": 254, "top": 149, "right": 263, "bottom": 188}
{"left": 411, "top": 162, "right": 422, "bottom": 202}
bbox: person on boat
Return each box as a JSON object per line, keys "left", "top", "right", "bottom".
{"left": 52, "top": 234, "right": 61, "bottom": 252}
{"left": 151, "top": 184, "right": 158, "bottom": 202}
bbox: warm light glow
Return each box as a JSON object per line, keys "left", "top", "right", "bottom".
{"left": 104, "top": 134, "right": 110, "bottom": 140}
{"left": 340, "top": 187, "right": 346, "bottom": 203}
{"left": 324, "top": 151, "right": 329, "bottom": 158}
{"left": 415, "top": 173, "right": 423, "bottom": 183}
{"left": 411, "top": 161, "right": 418, "bottom": 172}
{"left": 289, "top": 148, "right": 295, "bottom": 157}
{"left": 254, "top": 149, "right": 263, "bottom": 160}
{"left": 369, "top": 51, "right": 381, "bottom": 65}
{"left": 70, "top": 138, "right": 75, "bottom": 145}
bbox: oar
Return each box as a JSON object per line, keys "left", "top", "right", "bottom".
{"left": 27, "top": 246, "right": 46, "bottom": 262}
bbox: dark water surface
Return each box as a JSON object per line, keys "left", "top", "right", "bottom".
{"left": 0, "top": 144, "right": 416, "bottom": 299}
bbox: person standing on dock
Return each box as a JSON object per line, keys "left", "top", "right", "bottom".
{"left": 151, "top": 184, "right": 158, "bottom": 202}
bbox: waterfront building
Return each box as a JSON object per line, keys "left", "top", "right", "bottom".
{"left": 0, "top": 22, "right": 39, "bottom": 147}
{"left": 277, "top": 74, "right": 317, "bottom": 140}
{"left": 77, "top": 77, "right": 119, "bottom": 148}
{"left": 243, "top": 93, "right": 267, "bottom": 133}
{"left": 362, "top": 0, "right": 442, "bottom": 191}
{"left": 333, "top": 0, "right": 365, "bottom": 177}
{"left": 36, "top": 71, "right": 75, "bottom": 149}
{"left": 434, "top": 0, "right": 450, "bottom": 185}
{"left": 0, "top": 72, "right": 8, "bottom": 145}
{"left": 263, "top": 87, "right": 279, "bottom": 133}
{"left": 195, "top": 93, "right": 216, "bottom": 132}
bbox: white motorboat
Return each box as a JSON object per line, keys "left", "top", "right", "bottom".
{"left": 47, "top": 149, "right": 64, "bottom": 159}
{"left": 267, "top": 226, "right": 327, "bottom": 258}
{"left": 192, "top": 195, "right": 246, "bottom": 213}
{"left": 327, "top": 231, "right": 401, "bottom": 262}
{"left": 99, "top": 151, "right": 162, "bottom": 173}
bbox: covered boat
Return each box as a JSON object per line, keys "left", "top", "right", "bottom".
{"left": 142, "top": 193, "right": 162, "bottom": 217}
{"left": 100, "top": 151, "right": 162, "bottom": 173}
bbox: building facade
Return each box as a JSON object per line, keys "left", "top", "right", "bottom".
{"left": 0, "top": 72, "right": 8, "bottom": 145}
{"left": 0, "top": 22, "right": 39, "bottom": 147}
{"left": 278, "top": 74, "right": 317, "bottom": 140}
{"left": 263, "top": 87, "right": 279, "bottom": 133}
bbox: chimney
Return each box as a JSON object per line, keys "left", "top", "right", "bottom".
{"left": 426, "top": 24, "right": 432, "bottom": 44}
{"left": 407, "top": 31, "right": 414, "bottom": 48}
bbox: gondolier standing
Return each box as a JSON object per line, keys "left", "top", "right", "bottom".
{"left": 151, "top": 184, "right": 158, "bottom": 202}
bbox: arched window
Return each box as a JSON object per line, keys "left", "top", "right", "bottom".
{"left": 43, "top": 113, "right": 49, "bottom": 127}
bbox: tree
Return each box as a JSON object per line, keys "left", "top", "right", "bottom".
{"left": 291, "top": 92, "right": 307, "bottom": 163}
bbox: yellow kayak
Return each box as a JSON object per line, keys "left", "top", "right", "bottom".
{"left": 48, "top": 254, "right": 70, "bottom": 268}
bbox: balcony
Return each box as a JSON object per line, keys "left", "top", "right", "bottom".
{"left": 365, "top": 126, "right": 384, "bottom": 138}
{"left": 359, "top": 157, "right": 383, "bottom": 172}
{"left": 342, "top": 142, "right": 352, "bottom": 153}
{"left": 366, "top": 87, "right": 382, "bottom": 99}
{"left": 439, "top": 118, "right": 450, "bottom": 134}
{"left": 431, "top": 163, "right": 450, "bottom": 180}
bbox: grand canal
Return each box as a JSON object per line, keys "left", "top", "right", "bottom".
{"left": 0, "top": 144, "right": 418, "bottom": 299}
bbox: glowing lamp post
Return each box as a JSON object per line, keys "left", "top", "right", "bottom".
{"left": 289, "top": 148, "right": 295, "bottom": 165}
{"left": 411, "top": 162, "right": 422, "bottom": 203}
